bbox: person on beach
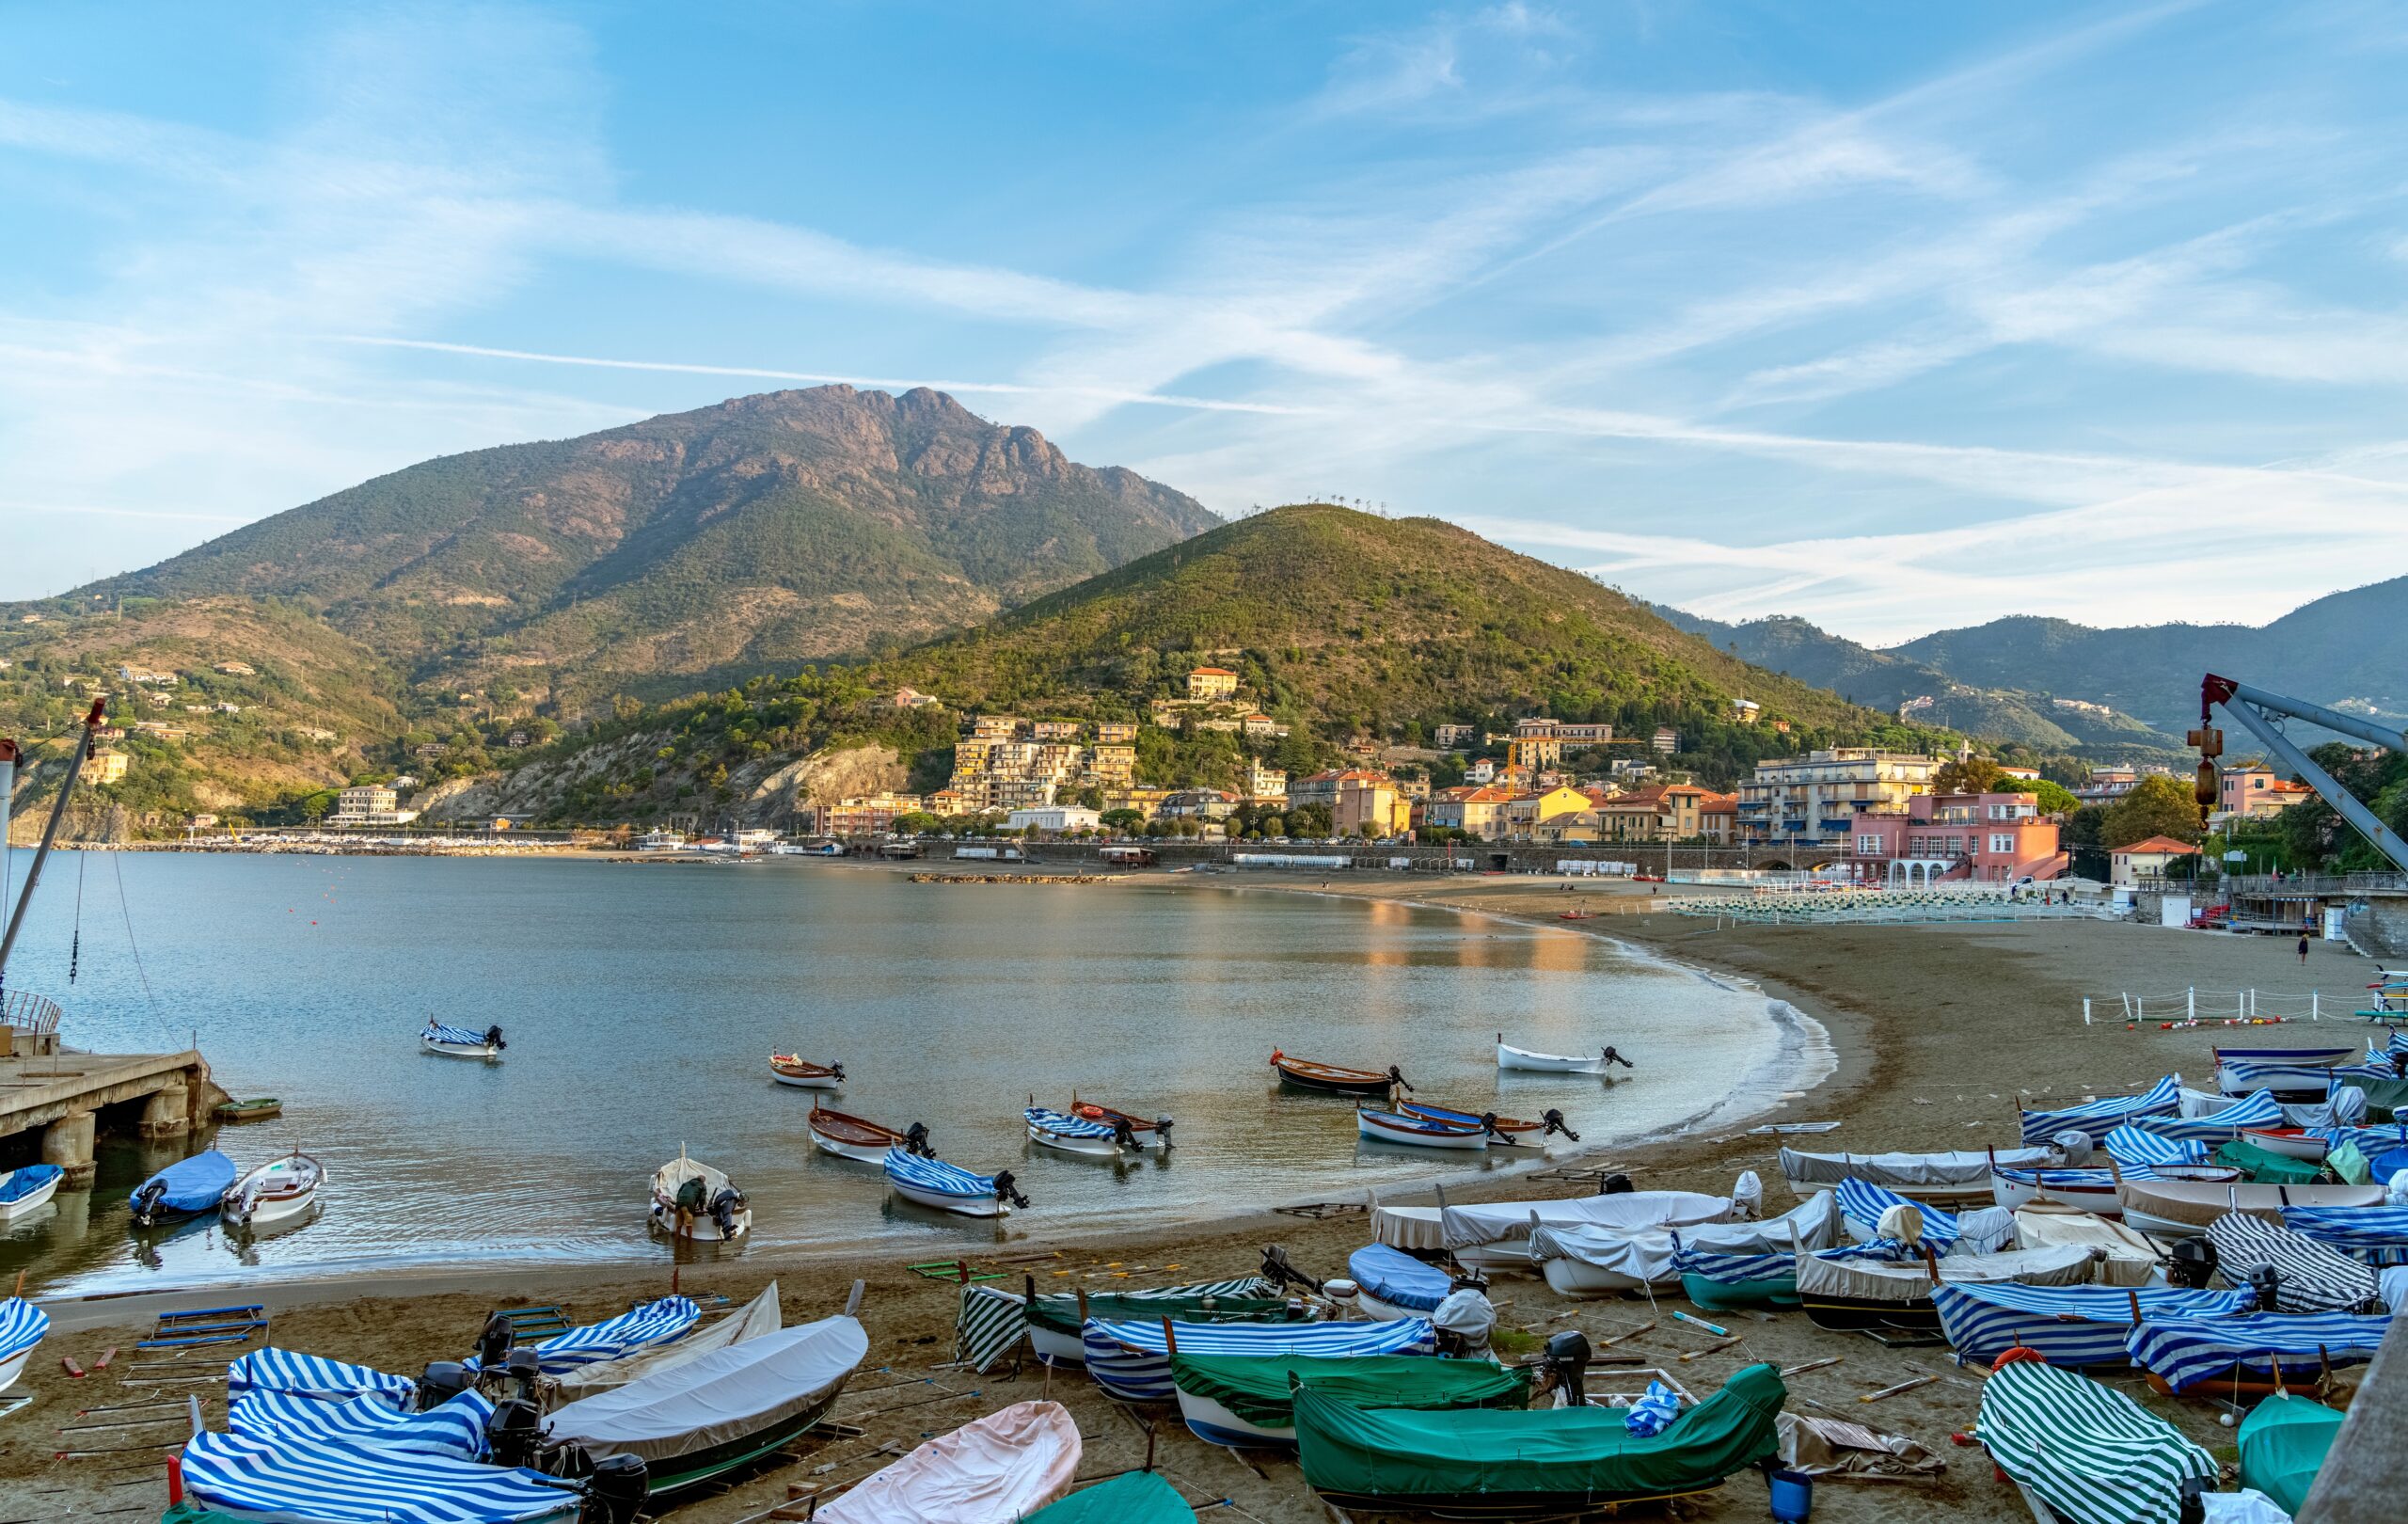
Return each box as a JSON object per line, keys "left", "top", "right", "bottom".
{"left": 2298, "top": 933, "right": 2311, "bottom": 964}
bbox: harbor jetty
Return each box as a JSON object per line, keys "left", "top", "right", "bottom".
{"left": 1, "top": 992, "right": 217, "bottom": 1187}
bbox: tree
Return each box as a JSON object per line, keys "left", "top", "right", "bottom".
{"left": 892, "top": 811, "right": 941, "bottom": 835}
{"left": 1932, "top": 756, "right": 2004, "bottom": 795}
{"left": 1100, "top": 807, "right": 1146, "bottom": 833}
{"left": 2030, "top": 779, "right": 2080, "bottom": 816}
{"left": 2100, "top": 773, "right": 2203, "bottom": 849}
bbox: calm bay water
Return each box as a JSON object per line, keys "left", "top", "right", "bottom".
{"left": 0, "top": 854, "right": 1808, "bottom": 1294}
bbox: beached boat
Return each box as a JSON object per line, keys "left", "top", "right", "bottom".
{"left": 1975, "top": 1357, "right": 2216, "bottom": 1524}
{"left": 2239, "top": 1393, "right": 2343, "bottom": 1517}
{"left": 181, "top": 1431, "right": 594, "bottom": 1524}
{"left": 768, "top": 1054, "right": 844, "bottom": 1089}
{"left": 2206, "top": 1212, "right": 2387, "bottom": 1314}
{"left": 131, "top": 1149, "right": 238, "bottom": 1227}
{"left": 1496, "top": 1037, "right": 1632, "bottom": 1075}
{"left": 815, "top": 1399, "right": 1080, "bottom": 1524}
{"left": 0, "top": 1298, "right": 49, "bottom": 1394}
{"left": 1022, "top": 1282, "right": 1294, "bottom": 1368}
{"left": 2130, "top": 1311, "right": 2393, "bottom": 1397}
{"left": 2017, "top": 1075, "right": 2182, "bottom": 1145}
{"left": 1067, "top": 1097, "right": 1172, "bottom": 1149}
{"left": 546, "top": 1312, "right": 868, "bottom": 1495}
{"left": 1934, "top": 1282, "right": 2255, "bottom": 1368}
{"left": 0, "top": 1164, "right": 63, "bottom": 1222}
{"left": 1988, "top": 1163, "right": 2239, "bottom": 1214}
{"left": 884, "top": 1148, "right": 1024, "bottom": 1217}
{"left": 221, "top": 1151, "right": 325, "bottom": 1231}
{"left": 2115, "top": 1179, "right": 2388, "bottom": 1239}
{"left": 807, "top": 1103, "right": 920, "bottom": 1163}
{"left": 2237, "top": 1126, "right": 2329, "bottom": 1162}
{"left": 1021, "top": 1468, "right": 1192, "bottom": 1524}
{"left": 1355, "top": 1106, "right": 1490, "bottom": 1151}
{"left": 1172, "top": 1353, "right": 1527, "bottom": 1448}
{"left": 1782, "top": 1145, "right": 2052, "bottom": 1204}
{"left": 1397, "top": 1099, "right": 1576, "bottom": 1145}
{"left": 1271, "top": 1050, "right": 1405, "bottom": 1097}
{"left": 1796, "top": 1243, "right": 2096, "bottom": 1334}
{"left": 1372, "top": 1188, "right": 1735, "bottom": 1270}
{"left": 421, "top": 1020, "right": 505, "bottom": 1059}
{"left": 556, "top": 1281, "right": 783, "bottom": 1394}
{"left": 1346, "top": 1245, "right": 1452, "bottom": 1321}
{"left": 2010, "top": 1202, "right": 2165, "bottom": 1287}
{"left": 648, "top": 1149, "right": 752, "bottom": 1242}
{"left": 1024, "top": 1106, "right": 1149, "bottom": 1157}
{"left": 1081, "top": 1317, "right": 1432, "bottom": 1404}
{"left": 2126, "top": 1087, "right": 2285, "bottom": 1146}
{"left": 1530, "top": 1193, "right": 1844, "bottom": 1299}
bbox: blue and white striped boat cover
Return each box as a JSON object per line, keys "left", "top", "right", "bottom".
{"left": 2103, "top": 1126, "right": 2207, "bottom": 1167}
{"left": 2207, "top": 1214, "right": 2383, "bottom": 1313}
{"left": 2315, "top": 1124, "right": 2408, "bottom": 1157}
{"left": 1079, "top": 1317, "right": 1432, "bottom": 1402}
{"left": 2019, "top": 1076, "right": 2181, "bottom": 1144}
{"left": 230, "top": 1389, "right": 495, "bottom": 1459}
{"left": 1994, "top": 1164, "right": 2177, "bottom": 1190}
{"left": 1024, "top": 1106, "right": 1115, "bottom": 1139}
{"left": 883, "top": 1147, "right": 994, "bottom": 1199}
{"left": 1671, "top": 1243, "right": 1793, "bottom": 1287}
{"left": 1835, "top": 1179, "right": 2015, "bottom": 1254}
{"left": 0, "top": 1297, "right": 49, "bottom": 1363}
{"left": 181, "top": 1432, "right": 579, "bottom": 1523}
{"left": 2282, "top": 1206, "right": 2408, "bottom": 1267}
{"left": 2218, "top": 1046, "right": 2358, "bottom": 1067}
{"left": 2127, "top": 1313, "right": 2394, "bottom": 1392}
{"left": 2228, "top": 1059, "right": 2394, "bottom": 1092}
{"left": 2129, "top": 1089, "right": 2283, "bottom": 1144}
{"left": 1348, "top": 1244, "right": 1450, "bottom": 1312}
{"left": 469, "top": 1295, "right": 699, "bottom": 1376}
{"left": 227, "top": 1348, "right": 415, "bottom": 1408}
{"left": 422, "top": 1022, "right": 489, "bottom": 1046}
{"left": 1933, "top": 1283, "right": 2253, "bottom": 1368}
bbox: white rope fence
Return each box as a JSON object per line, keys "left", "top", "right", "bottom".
{"left": 2081, "top": 987, "right": 2361, "bottom": 1024}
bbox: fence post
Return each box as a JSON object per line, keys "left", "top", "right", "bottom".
{"left": 2187, "top": 987, "right": 2195, "bottom": 1021}
{"left": 2312, "top": 990, "right": 2320, "bottom": 1021}
{"left": 2083, "top": 997, "right": 2092, "bottom": 1025}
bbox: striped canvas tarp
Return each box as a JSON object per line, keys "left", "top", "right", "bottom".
{"left": 954, "top": 1277, "right": 1276, "bottom": 1376}
{"left": 1976, "top": 1358, "right": 2215, "bottom": 1524}
{"left": 1994, "top": 1164, "right": 2179, "bottom": 1191}
{"left": 230, "top": 1389, "right": 495, "bottom": 1460}
{"left": 0, "top": 1297, "right": 49, "bottom": 1363}
{"left": 2281, "top": 1087, "right": 2369, "bottom": 1129}
{"left": 2131, "top": 1089, "right": 2284, "bottom": 1145}
{"left": 2206, "top": 1214, "right": 2384, "bottom": 1313}
{"left": 2282, "top": 1205, "right": 2408, "bottom": 1265}
{"left": 1835, "top": 1180, "right": 2016, "bottom": 1254}
{"left": 1671, "top": 1244, "right": 1792, "bottom": 1286}
{"left": 1933, "top": 1283, "right": 2254, "bottom": 1367}
{"left": 2019, "top": 1076, "right": 2181, "bottom": 1144}
{"left": 227, "top": 1348, "right": 415, "bottom": 1408}
{"left": 1080, "top": 1317, "right": 1432, "bottom": 1403}
{"left": 882, "top": 1148, "right": 993, "bottom": 1199}
{"left": 2103, "top": 1126, "right": 2208, "bottom": 1167}
{"left": 494, "top": 1296, "right": 698, "bottom": 1376}
{"left": 1024, "top": 1107, "right": 1116, "bottom": 1139}
{"left": 2219, "top": 1060, "right": 2373, "bottom": 1095}
{"left": 422, "top": 1022, "right": 489, "bottom": 1046}
{"left": 180, "top": 1432, "right": 581, "bottom": 1523}
{"left": 2127, "top": 1313, "right": 2394, "bottom": 1393}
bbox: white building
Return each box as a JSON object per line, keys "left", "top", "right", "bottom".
{"left": 1007, "top": 805, "right": 1102, "bottom": 834}
{"left": 330, "top": 784, "right": 419, "bottom": 827}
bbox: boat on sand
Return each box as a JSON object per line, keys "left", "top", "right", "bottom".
{"left": 815, "top": 1399, "right": 1080, "bottom": 1523}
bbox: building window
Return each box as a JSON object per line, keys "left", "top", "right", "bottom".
{"left": 1857, "top": 834, "right": 1881, "bottom": 855}
{"left": 1989, "top": 833, "right": 2015, "bottom": 853}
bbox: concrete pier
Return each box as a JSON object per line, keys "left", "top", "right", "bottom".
{"left": 1, "top": 1044, "right": 214, "bottom": 1187}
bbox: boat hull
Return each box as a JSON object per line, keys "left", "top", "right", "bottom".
{"left": 889, "top": 1181, "right": 1007, "bottom": 1217}
{"left": 1800, "top": 1292, "right": 1940, "bottom": 1334}
{"left": 1177, "top": 1387, "right": 1293, "bottom": 1447}
{"left": 0, "top": 1173, "right": 61, "bottom": 1222}
{"left": 421, "top": 1036, "right": 500, "bottom": 1060}
{"left": 649, "top": 1205, "right": 753, "bottom": 1242}
{"left": 2240, "top": 1128, "right": 2329, "bottom": 1162}
{"left": 221, "top": 1155, "right": 324, "bottom": 1231}
{"left": 1354, "top": 1290, "right": 1428, "bottom": 1323}
{"left": 0, "top": 1347, "right": 33, "bottom": 1395}
{"left": 1497, "top": 1043, "right": 1609, "bottom": 1074}
{"left": 1026, "top": 1120, "right": 1126, "bottom": 1156}
{"left": 771, "top": 1070, "right": 842, "bottom": 1090}
{"left": 1027, "top": 1323, "right": 1086, "bottom": 1367}
{"left": 810, "top": 1131, "right": 890, "bottom": 1164}
{"left": 1356, "top": 1110, "right": 1489, "bottom": 1151}
{"left": 636, "top": 1383, "right": 846, "bottom": 1495}
{"left": 1540, "top": 1255, "right": 1652, "bottom": 1299}
{"left": 1276, "top": 1067, "right": 1393, "bottom": 1097}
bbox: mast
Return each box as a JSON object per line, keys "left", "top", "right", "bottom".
{"left": 0, "top": 696, "right": 106, "bottom": 983}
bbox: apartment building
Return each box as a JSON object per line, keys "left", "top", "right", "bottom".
{"left": 1737, "top": 749, "right": 1941, "bottom": 844}
{"left": 1847, "top": 791, "right": 2063, "bottom": 884}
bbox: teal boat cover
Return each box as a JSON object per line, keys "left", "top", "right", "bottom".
{"left": 1170, "top": 1354, "right": 1528, "bottom": 1428}
{"left": 2237, "top": 1394, "right": 2342, "bottom": 1516}
{"left": 1022, "top": 1469, "right": 1196, "bottom": 1523}
{"left": 2213, "top": 1138, "right": 2327, "bottom": 1185}
{"left": 1293, "top": 1362, "right": 1785, "bottom": 1503}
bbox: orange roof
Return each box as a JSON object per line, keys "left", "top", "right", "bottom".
{"left": 2118, "top": 835, "right": 2200, "bottom": 855}
{"left": 1189, "top": 666, "right": 1238, "bottom": 676}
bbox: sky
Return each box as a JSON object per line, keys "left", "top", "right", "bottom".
{"left": 4, "top": 2, "right": 2407, "bottom": 642}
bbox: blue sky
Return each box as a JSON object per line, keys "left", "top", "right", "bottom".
{"left": 5, "top": 3, "right": 2407, "bottom": 641}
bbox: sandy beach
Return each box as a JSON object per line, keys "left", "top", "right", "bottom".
{"left": 2, "top": 873, "right": 2376, "bottom": 1523}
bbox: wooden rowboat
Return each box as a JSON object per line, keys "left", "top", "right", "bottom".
{"left": 1397, "top": 1099, "right": 1577, "bottom": 1146}
{"left": 1496, "top": 1036, "right": 1633, "bottom": 1075}
{"left": 2239, "top": 1127, "right": 2330, "bottom": 1162}
{"left": 213, "top": 1098, "right": 282, "bottom": 1124}
{"left": 1271, "top": 1050, "right": 1406, "bottom": 1097}
{"left": 1356, "top": 1107, "right": 1490, "bottom": 1151}
{"left": 769, "top": 1054, "right": 846, "bottom": 1090}
{"left": 807, "top": 1104, "right": 921, "bottom": 1164}
{"left": 1069, "top": 1095, "right": 1173, "bottom": 1149}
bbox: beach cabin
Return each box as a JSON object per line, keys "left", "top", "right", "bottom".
{"left": 2112, "top": 835, "right": 2199, "bottom": 887}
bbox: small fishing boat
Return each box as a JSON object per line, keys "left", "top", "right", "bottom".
{"left": 1796, "top": 1244, "right": 2096, "bottom": 1334}
{"left": 420, "top": 1020, "right": 505, "bottom": 1060}
{"left": 814, "top": 1399, "right": 1080, "bottom": 1524}
{"left": 1271, "top": 1050, "right": 1406, "bottom": 1097}
{"left": 884, "top": 1148, "right": 1026, "bottom": 1217}
{"left": 213, "top": 1097, "right": 281, "bottom": 1124}
{"left": 768, "top": 1054, "right": 845, "bottom": 1089}
{"left": 1022, "top": 1280, "right": 1294, "bottom": 1368}
{"left": 1024, "top": 1107, "right": 1141, "bottom": 1157}
{"left": 2116, "top": 1179, "right": 2387, "bottom": 1239}
{"left": 1988, "top": 1164, "right": 2239, "bottom": 1215}
{"left": 1355, "top": 1106, "right": 1489, "bottom": 1151}
{"left": 1172, "top": 1353, "right": 1529, "bottom": 1448}
{"left": 1068, "top": 1096, "right": 1172, "bottom": 1149}
{"left": 649, "top": 1149, "right": 752, "bottom": 1242}
{"left": 1397, "top": 1100, "right": 1576, "bottom": 1146}
{"left": 0, "top": 1164, "right": 63, "bottom": 1223}
{"left": 221, "top": 1151, "right": 325, "bottom": 1231}
{"left": 0, "top": 1298, "right": 52, "bottom": 1394}
{"left": 807, "top": 1104, "right": 923, "bottom": 1164}
{"left": 2238, "top": 1126, "right": 2330, "bottom": 1162}
{"left": 1495, "top": 1036, "right": 1632, "bottom": 1075}
{"left": 131, "top": 1150, "right": 239, "bottom": 1228}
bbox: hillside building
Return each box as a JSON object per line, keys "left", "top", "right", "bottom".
{"left": 1737, "top": 749, "right": 1941, "bottom": 845}
{"left": 331, "top": 784, "right": 418, "bottom": 826}
{"left": 1186, "top": 667, "right": 1240, "bottom": 699}
{"left": 2218, "top": 762, "right": 2314, "bottom": 820}
{"left": 86, "top": 751, "right": 130, "bottom": 786}
{"left": 1008, "top": 805, "right": 1101, "bottom": 834}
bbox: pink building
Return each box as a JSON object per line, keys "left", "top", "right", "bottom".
{"left": 1846, "top": 791, "right": 2066, "bottom": 885}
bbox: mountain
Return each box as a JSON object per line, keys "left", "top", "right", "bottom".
{"left": 76, "top": 386, "right": 1218, "bottom": 706}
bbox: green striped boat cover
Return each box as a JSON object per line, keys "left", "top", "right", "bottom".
{"left": 953, "top": 1276, "right": 1277, "bottom": 1375}
{"left": 1975, "top": 1360, "right": 2215, "bottom": 1524}
{"left": 1170, "top": 1353, "right": 1528, "bottom": 1427}
{"left": 1022, "top": 1468, "right": 1196, "bottom": 1522}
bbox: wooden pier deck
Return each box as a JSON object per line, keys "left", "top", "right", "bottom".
{"left": 0, "top": 1045, "right": 213, "bottom": 1185}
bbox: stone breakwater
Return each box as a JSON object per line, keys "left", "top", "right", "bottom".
{"left": 907, "top": 871, "right": 1127, "bottom": 884}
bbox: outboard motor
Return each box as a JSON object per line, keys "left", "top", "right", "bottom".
{"left": 1153, "top": 1116, "right": 1175, "bottom": 1148}
{"left": 828, "top": 1060, "right": 846, "bottom": 1081}
{"left": 2165, "top": 1236, "right": 2218, "bottom": 1290}
{"left": 486, "top": 1396, "right": 544, "bottom": 1469}
{"left": 475, "top": 1313, "right": 516, "bottom": 1373}
{"left": 904, "top": 1121, "right": 935, "bottom": 1159}
{"left": 581, "top": 1454, "right": 650, "bottom": 1524}
{"left": 1111, "top": 1115, "right": 1140, "bottom": 1151}
{"left": 1447, "top": 1263, "right": 1491, "bottom": 1295}
{"left": 1258, "top": 1244, "right": 1323, "bottom": 1295}
{"left": 132, "top": 1181, "right": 166, "bottom": 1228}
{"left": 502, "top": 1347, "right": 543, "bottom": 1405}
{"left": 1599, "top": 1045, "right": 1633, "bottom": 1070}
{"left": 2177, "top": 1477, "right": 2208, "bottom": 1524}
{"left": 991, "top": 1170, "right": 1029, "bottom": 1210}
{"left": 1540, "top": 1328, "right": 1592, "bottom": 1407}
{"left": 1540, "top": 1108, "right": 1579, "bottom": 1142}
{"left": 418, "top": 1360, "right": 473, "bottom": 1412}
{"left": 2247, "top": 1263, "right": 2281, "bottom": 1313}
{"left": 709, "top": 1187, "right": 745, "bottom": 1237}
{"left": 1599, "top": 1172, "right": 1635, "bottom": 1196}
{"left": 1386, "top": 1065, "right": 1413, "bottom": 1093}
{"left": 483, "top": 1023, "right": 508, "bottom": 1053}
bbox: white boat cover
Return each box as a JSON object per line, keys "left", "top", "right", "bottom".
{"left": 2012, "top": 1204, "right": 2163, "bottom": 1287}
{"left": 544, "top": 1314, "right": 866, "bottom": 1466}
{"left": 554, "top": 1281, "right": 783, "bottom": 1394}
{"left": 1529, "top": 1193, "right": 1844, "bottom": 1281}
{"left": 817, "top": 1399, "right": 1080, "bottom": 1524}
{"left": 1372, "top": 1189, "right": 1732, "bottom": 1251}
{"left": 1794, "top": 1243, "right": 2095, "bottom": 1303}
{"left": 1781, "top": 1146, "right": 2052, "bottom": 1190}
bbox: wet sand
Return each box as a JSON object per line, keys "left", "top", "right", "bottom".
{"left": 3, "top": 874, "right": 2375, "bottom": 1522}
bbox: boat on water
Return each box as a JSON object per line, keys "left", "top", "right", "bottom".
{"left": 1067, "top": 1096, "right": 1172, "bottom": 1149}
{"left": 1271, "top": 1050, "right": 1406, "bottom": 1097}
{"left": 0, "top": 1164, "right": 63, "bottom": 1223}
{"left": 1023, "top": 1106, "right": 1155, "bottom": 1157}
{"left": 221, "top": 1151, "right": 325, "bottom": 1232}
{"left": 814, "top": 1399, "right": 1080, "bottom": 1524}
{"left": 884, "top": 1148, "right": 1025, "bottom": 1217}
{"left": 768, "top": 1054, "right": 845, "bottom": 1089}
{"left": 1496, "top": 1036, "right": 1633, "bottom": 1075}
{"left": 1397, "top": 1099, "right": 1576, "bottom": 1146}
{"left": 131, "top": 1150, "right": 238, "bottom": 1228}
{"left": 420, "top": 1020, "right": 505, "bottom": 1059}
{"left": 213, "top": 1097, "right": 281, "bottom": 1124}
{"left": 0, "top": 1298, "right": 49, "bottom": 1394}
{"left": 1355, "top": 1105, "right": 1489, "bottom": 1151}
{"left": 649, "top": 1149, "right": 752, "bottom": 1242}
{"left": 807, "top": 1104, "right": 925, "bottom": 1163}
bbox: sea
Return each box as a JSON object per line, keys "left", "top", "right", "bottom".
{"left": 0, "top": 852, "right": 1822, "bottom": 1295}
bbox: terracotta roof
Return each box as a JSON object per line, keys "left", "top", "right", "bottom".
{"left": 2117, "top": 835, "right": 2200, "bottom": 855}
{"left": 1188, "top": 666, "right": 1239, "bottom": 676}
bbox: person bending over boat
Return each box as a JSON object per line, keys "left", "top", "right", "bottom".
{"left": 673, "top": 1172, "right": 708, "bottom": 1236}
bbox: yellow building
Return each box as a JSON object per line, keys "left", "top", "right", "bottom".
{"left": 1335, "top": 776, "right": 1413, "bottom": 837}
{"left": 1088, "top": 743, "right": 1137, "bottom": 787}
{"left": 86, "top": 750, "right": 130, "bottom": 785}
{"left": 1498, "top": 785, "right": 1592, "bottom": 840}
{"left": 1186, "top": 666, "right": 1240, "bottom": 700}
{"left": 1095, "top": 720, "right": 1138, "bottom": 744}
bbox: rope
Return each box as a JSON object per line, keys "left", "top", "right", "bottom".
{"left": 68, "top": 842, "right": 87, "bottom": 983}
{"left": 109, "top": 851, "right": 174, "bottom": 1053}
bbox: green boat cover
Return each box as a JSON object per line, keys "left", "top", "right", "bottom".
{"left": 1680, "top": 1273, "right": 1799, "bottom": 1311}
{"left": 1293, "top": 1361, "right": 1786, "bottom": 1503}
{"left": 1022, "top": 1468, "right": 1196, "bottom": 1523}
{"left": 1170, "top": 1354, "right": 1529, "bottom": 1428}
{"left": 2352, "top": 1074, "right": 2408, "bottom": 1120}
{"left": 2237, "top": 1393, "right": 2342, "bottom": 1516}
{"left": 2213, "top": 1139, "right": 2327, "bottom": 1185}
{"left": 1024, "top": 1294, "right": 1296, "bottom": 1337}
{"left": 161, "top": 1505, "right": 252, "bottom": 1524}
{"left": 2327, "top": 1140, "right": 2371, "bottom": 1185}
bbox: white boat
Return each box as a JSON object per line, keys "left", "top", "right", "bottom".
{"left": 0, "top": 1298, "right": 49, "bottom": 1395}
{"left": 1497, "top": 1037, "right": 1631, "bottom": 1075}
{"left": 2238, "top": 1127, "right": 2330, "bottom": 1162}
{"left": 221, "top": 1151, "right": 325, "bottom": 1231}
{"left": 649, "top": 1149, "right": 752, "bottom": 1242}
{"left": 768, "top": 1054, "right": 844, "bottom": 1089}
{"left": 1782, "top": 1145, "right": 2052, "bottom": 1204}
{"left": 420, "top": 1021, "right": 504, "bottom": 1060}
{"left": 815, "top": 1399, "right": 1079, "bottom": 1524}
{"left": 2115, "top": 1179, "right": 2388, "bottom": 1240}
{"left": 1373, "top": 1188, "right": 1735, "bottom": 1271}
{"left": 1023, "top": 1106, "right": 1135, "bottom": 1157}
{"left": 1988, "top": 1164, "right": 2239, "bottom": 1215}
{"left": 808, "top": 1105, "right": 918, "bottom": 1163}
{"left": 0, "top": 1164, "right": 64, "bottom": 1222}
{"left": 1356, "top": 1106, "right": 1491, "bottom": 1151}
{"left": 883, "top": 1148, "right": 1024, "bottom": 1218}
